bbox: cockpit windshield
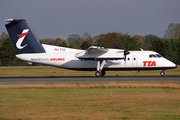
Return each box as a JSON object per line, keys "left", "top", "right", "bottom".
{"left": 156, "top": 54, "right": 162, "bottom": 58}
{"left": 149, "top": 54, "right": 162, "bottom": 58}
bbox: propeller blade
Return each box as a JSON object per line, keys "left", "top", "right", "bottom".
{"left": 123, "top": 42, "right": 130, "bottom": 65}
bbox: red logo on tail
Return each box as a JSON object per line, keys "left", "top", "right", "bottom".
{"left": 17, "top": 32, "right": 29, "bottom": 39}
{"left": 16, "top": 29, "right": 29, "bottom": 49}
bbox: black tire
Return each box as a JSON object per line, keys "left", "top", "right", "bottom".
{"left": 95, "top": 71, "right": 102, "bottom": 77}
{"left": 160, "top": 71, "right": 165, "bottom": 76}
{"left": 101, "top": 70, "right": 106, "bottom": 76}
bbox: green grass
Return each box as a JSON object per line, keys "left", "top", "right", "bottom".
{"left": 0, "top": 66, "right": 179, "bottom": 119}
{"left": 0, "top": 87, "right": 180, "bottom": 120}
{"left": 0, "top": 65, "right": 179, "bottom": 77}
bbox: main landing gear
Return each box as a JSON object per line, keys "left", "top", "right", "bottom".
{"left": 95, "top": 60, "right": 106, "bottom": 77}
{"left": 95, "top": 70, "right": 106, "bottom": 77}
{"left": 160, "top": 70, "right": 166, "bottom": 76}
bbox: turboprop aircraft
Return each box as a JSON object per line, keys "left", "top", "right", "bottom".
{"left": 4, "top": 19, "right": 177, "bottom": 77}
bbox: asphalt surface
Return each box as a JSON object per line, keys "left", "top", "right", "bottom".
{"left": 0, "top": 76, "right": 180, "bottom": 85}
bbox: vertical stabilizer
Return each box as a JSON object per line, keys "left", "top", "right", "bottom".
{"left": 5, "top": 19, "right": 45, "bottom": 54}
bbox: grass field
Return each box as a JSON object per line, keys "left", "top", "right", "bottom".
{"left": 0, "top": 66, "right": 180, "bottom": 119}
{"left": 0, "top": 65, "right": 179, "bottom": 77}
{"left": 0, "top": 84, "right": 180, "bottom": 120}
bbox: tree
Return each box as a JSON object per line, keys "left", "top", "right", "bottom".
{"left": 163, "top": 40, "right": 173, "bottom": 61}
{"left": 150, "top": 39, "right": 164, "bottom": 56}
{"left": 125, "top": 34, "right": 141, "bottom": 50}
{"left": 162, "top": 39, "right": 178, "bottom": 63}
{"left": 96, "top": 32, "right": 141, "bottom": 50}
{"left": 143, "top": 34, "right": 159, "bottom": 50}
{"left": 164, "top": 23, "right": 180, "bottom": 39}
{"left": 67, "top": 34, "right": 80, "bottom": 47}
{"left": 82, "top": 32, "right": 91, "bottom": 40}
{"left": 133, "top": 34, "right": 143, "bottom": 48}
{"left": 170, "top": 39, "right": 178, "bottom": 63}
{"left": 60, "top": 41, "right": 69, "bottom": 47}
{"left": 176, "top": 38, "right": 180, "bottom": 64}
{"left": 150, "top": 38, "right": 178, "bottom": 63}
{"left": 81, "top": 41, "right": 92, "bottom": 50}
{"left": 55, "top": 37, "right": 64, "bottom": 46}
{"left": 41, "top": 38, "right": 56, "bottom": 45}
{"left": 40, "top": 37, "right": 70, "bottom": 48}
{"left": 97, "top": 32, "right": 126, "bottom": 49}
{"left": 73, "top": 37, "right": 84, "bottom": 49}
{"left": 0, "top": 33, "right": 18, "bottom": 66}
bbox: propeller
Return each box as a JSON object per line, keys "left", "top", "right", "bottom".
{"left": 124, "top": 42, "right": 130, "bottom": 64}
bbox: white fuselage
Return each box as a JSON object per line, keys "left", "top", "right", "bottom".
{"left": 16, "top": 44, "right": 176, "bottom": 71}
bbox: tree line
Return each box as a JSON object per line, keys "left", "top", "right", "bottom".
{"left": 0, "top": 23, "right": 180, "bottom": 66}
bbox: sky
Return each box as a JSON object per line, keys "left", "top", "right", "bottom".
{"left": 0, "top": 0, "right": 180, "bottom": 39}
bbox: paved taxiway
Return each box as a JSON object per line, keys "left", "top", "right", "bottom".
{"left": 0, "top": 76, "right": 180, "bottom": 85}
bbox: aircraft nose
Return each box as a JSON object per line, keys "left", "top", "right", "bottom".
{"left": 172, "top": 63, "right": 177, "bottom": 68}
{"left": 167, "top": 60, "right": 177, "bottom": 69}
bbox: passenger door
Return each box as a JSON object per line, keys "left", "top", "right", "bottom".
{"left": 132, "top": 56, "right": 137, "bottom": 67}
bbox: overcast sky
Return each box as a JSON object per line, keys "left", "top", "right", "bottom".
{"left": 1, "top": 0, "right": 180, "bottom": 39}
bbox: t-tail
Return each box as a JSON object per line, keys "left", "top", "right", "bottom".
{"left": 5, "top": 19, "right": 45, "bottom": 54}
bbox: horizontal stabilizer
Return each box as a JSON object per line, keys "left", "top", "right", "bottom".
{"left": 4, "top": 19, "right": 22, "bottom": 23}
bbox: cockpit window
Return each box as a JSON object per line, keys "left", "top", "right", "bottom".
{"left": 156, "top": 54, "right": 162, "bottom": 58}
{"left": 149, "top": 54, "right": 157, "bottom": 58}
{"left": 149, "top": 54, "right": 162, "bottom": 58}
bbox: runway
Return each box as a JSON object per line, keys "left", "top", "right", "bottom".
{"left": 0, "top": 76, "right": 180, "bottom": 85}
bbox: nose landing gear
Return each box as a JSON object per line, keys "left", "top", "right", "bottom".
{"left": 160, "top": 70, "right": 166, "bottom": 76}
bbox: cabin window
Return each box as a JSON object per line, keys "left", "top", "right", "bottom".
{"left": 128, "top": 58, "right": 130, "bottom": 61}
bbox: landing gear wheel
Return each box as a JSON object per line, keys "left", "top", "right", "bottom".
{"left": 160, "top": 71, "right": 165, "bottom": 76}
{"left": 95, "top": 71, "right": 102, "bottom": 77}
{"left": 101, "top": 70, "right": 106, "bottom": 76}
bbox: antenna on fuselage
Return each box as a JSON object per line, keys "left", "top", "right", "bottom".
{"left": 140, "top": 48, "right": 144, "bottom": 51}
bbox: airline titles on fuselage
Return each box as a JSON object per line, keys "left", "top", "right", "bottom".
{"left": 31, "top": 58, "right": 65, "bottom": 61}
{"left": 143, "top": 61, "right": 156, "bottom": 66}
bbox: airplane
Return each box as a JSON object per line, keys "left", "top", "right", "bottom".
{"left": 4, "top": 19, "right": 177, "bottom": 77}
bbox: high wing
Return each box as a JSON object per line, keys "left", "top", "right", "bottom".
{"left": 75, "top": 46, "right": 124, "bottom": 60}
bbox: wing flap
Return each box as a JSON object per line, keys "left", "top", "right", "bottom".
{"left": 75, "top": 46, "right": 108, "bottom": 59}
